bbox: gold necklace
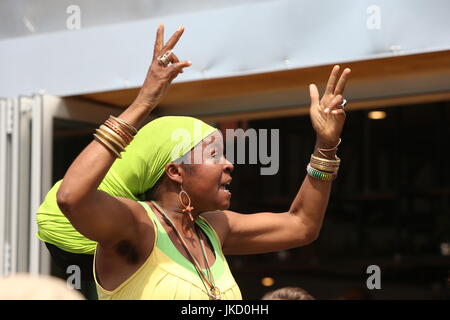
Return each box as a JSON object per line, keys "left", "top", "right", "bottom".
{"left": 150, "top": 201, "right": 221, "bottom": 300}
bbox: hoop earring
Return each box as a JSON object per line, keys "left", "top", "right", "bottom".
{"left": 179, "top": 184, "right": 194, "bottom": 222}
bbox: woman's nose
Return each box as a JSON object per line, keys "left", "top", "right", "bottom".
{"left": 223, "top": 157, "right": 234, "bottom": 173}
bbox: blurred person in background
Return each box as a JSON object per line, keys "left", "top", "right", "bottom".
{"left": 0, "top": 274, "right": 84, "bottom": 300}
{"left": 262, "top": 286, "right": 316, "bottom": 300}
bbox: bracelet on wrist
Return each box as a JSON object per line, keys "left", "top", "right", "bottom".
{"left": 93, "top": 115, "right": 137, "bottom": 159}
{"left": 316, "top": 138, "right": 341, "bottom": 159}
{"left": 306, "top": 163, "right": 338, "bottom": 181}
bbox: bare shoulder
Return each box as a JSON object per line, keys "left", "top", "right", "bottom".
{"left": 200, "top": 210, "right": 235, "bottom": 248}
{"left": 121, "top": 198, "right": 155, "bottom": 224}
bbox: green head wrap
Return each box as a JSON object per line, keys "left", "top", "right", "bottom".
{"left": 36, "top": 116, "right": 217, "bottom": 254}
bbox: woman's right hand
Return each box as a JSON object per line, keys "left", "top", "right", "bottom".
{"left": 134, "top": 24, "right": 192, "bottom": 110}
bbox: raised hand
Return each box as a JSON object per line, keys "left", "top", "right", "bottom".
{"left": 134, "top": 24, "right": 192, "bottom": 109}
{"left": 309, "top": 65, "right": 351, "bottom": 147}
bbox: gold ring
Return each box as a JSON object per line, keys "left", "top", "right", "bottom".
{"left": 157, "top": 50, "right": 173, "bottom": 67}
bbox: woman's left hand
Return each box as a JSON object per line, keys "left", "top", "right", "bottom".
{"left": 309, "top": 65, "right": 351, "bottom": 146}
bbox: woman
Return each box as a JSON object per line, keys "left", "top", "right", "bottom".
{"left": 41, "top": 24, "right": 351, "bottom": 300}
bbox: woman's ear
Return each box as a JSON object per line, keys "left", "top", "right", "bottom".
{"left": 165, "top": 163, "right": 184, "bottom": 184}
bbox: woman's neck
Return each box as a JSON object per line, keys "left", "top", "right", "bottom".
{"left": 151, "top": 198, "right": 199, "bottom": 234}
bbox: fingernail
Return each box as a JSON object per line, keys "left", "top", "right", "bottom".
{"left": 324, "top": 108, "right": 329, "bottom": 113}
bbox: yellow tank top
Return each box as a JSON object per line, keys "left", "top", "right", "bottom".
{"left": 93, "top": 201, "right": 242, "bottom": 300}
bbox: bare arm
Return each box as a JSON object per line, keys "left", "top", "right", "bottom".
{"left": 57, "top": 25, "right": 192, "bottom": 247}
{"left": 204, "top": 66, "right": 351, "bottom": 255}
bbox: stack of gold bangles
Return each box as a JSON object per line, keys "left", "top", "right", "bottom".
{"left": 306, "top": 141, "right": 341, "bottom": 181}
{"left": 93, "top": 115, "right": 138, "bottom": 159}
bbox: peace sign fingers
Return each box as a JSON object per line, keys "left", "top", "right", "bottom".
{"left": 152, "top": 24, "right": 164, "bottom": 59}
{"left": 334, "top": 68, "right": 351, "bottom": 95}
{"left": 136, "top": 25, "right": 191, "bottom": 109}
{"left": 324, "top": 65, "right": 341, "bottom": 96}
{"left": 157, "top": 26, "right": 185, "bottom": 58}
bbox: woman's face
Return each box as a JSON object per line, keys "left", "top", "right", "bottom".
{"left": 182, "top": 130, "right": 234, "bottom": 212}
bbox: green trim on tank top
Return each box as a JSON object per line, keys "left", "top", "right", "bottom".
{"left": 138, "top": 201, "right": 225, "bottom": 279}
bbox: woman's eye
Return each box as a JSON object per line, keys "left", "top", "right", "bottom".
{"left": 211, "top": 150, "right": 221, "bottom": 161}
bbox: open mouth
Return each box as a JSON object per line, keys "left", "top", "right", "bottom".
{"left": 219, "top": 181, "right": 232, "bottom": 195}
